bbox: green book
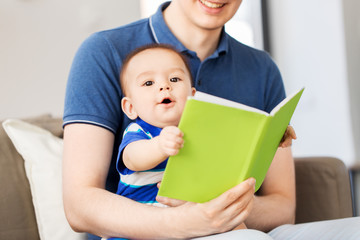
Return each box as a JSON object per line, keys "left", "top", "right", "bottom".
{"left": 157, "top": 88, "right": 304, "bottom": 203}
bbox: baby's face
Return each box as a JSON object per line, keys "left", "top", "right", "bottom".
{"left": 122, "top": 48, "right": 195, "bottom": 128}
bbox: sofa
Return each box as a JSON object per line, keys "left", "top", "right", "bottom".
{"left": 0, "top": 115, "right": 354, "bottom": 239}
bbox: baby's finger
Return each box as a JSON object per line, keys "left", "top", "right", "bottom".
{"left": 174, "top": 136, "right": 184, "bottom": 147}
{"left": 164, "top": 137, "right": 183, "bottom": 150}
{"left": 164, "top": 147, "right": 180, "bottom": 156}
{"left": 166, "top": 126, "right": 184, "bottom": 137}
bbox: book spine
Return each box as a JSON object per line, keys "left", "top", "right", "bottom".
{"left": 239, "top": 117, "right": 271, "bottom": 190}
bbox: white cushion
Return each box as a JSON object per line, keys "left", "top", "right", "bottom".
{"left": 2, "top": 119, "right": 86, "bottom": 240}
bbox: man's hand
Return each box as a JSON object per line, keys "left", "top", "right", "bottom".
{"left": 157, "top": 178, "right": 256, "bottom": 236}
{"left": 279, "top": 125, "right": 297, "bottom": 148}
{"left": 158, "top": 126, "right": 184, "bottom": 156}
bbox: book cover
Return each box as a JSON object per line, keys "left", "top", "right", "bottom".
{"left": 157, "top": 88, "right": 304, "bottom": 203}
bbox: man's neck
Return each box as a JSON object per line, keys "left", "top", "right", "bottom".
{"left": 163, "top": 3, "right": 222, "bottom": 61}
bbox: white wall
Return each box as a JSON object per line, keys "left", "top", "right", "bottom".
{"left": 0, "top": 0, "right": 140, "bottom": 120}
{"left": 225, "top": 0, "right": 264, "bottom": 50}
{"left": 267, "top": 0, "right": 358, "bottom": 166}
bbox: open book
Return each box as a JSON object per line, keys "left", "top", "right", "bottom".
{"left": 157, "top": 88, "right": 304, "bottom": 203}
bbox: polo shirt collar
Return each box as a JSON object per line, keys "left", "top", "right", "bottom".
{"left": 149, "top": 1, "right": 229, "bottom": 58}
{"left": 150, "top": 2, "right": 187, "bottom": 53}
{"left": 213, "top": 28, "right": 229, "bottom": 58}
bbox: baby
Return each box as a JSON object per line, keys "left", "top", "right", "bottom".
{"left": 116, "top": 44, "right": 196, "bottom": 207}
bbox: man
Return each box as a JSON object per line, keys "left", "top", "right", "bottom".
{"left": 63, "top": 1, "right": 295, "bottom": 239}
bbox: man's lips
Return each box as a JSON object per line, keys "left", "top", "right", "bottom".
{"left": 199, "top": 0, "right": 226, "bottom": 9}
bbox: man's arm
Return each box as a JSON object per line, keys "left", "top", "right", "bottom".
{"left": 63, "top": 123, "right": 256, "bottom": 239}
{"left": 245, "top": 147, "right": 296, "bottom": 232}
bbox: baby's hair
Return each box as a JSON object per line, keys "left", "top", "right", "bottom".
{"left": 120, "top": 43, "right": 194, "bottom": 96}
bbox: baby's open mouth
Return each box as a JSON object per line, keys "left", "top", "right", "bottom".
{"left": 161, "top": 98, "right": 172, "bottom": 104}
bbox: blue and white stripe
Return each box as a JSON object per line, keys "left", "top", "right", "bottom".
{"left": 116, "top": 119, "right": 167, "bottom": 207}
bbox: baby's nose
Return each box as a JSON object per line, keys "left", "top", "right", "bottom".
{"left": 160, "top": 86, "right": 170, "bottom": 91}
{"left": 160, "top": 82, "right": 171, "bottom": 91}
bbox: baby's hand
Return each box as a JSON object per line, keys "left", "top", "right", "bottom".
{"left": 158, "top": 126, "right": 184, "bottom": 156}
{"left": 279, "top": 125, "right": 297, "bottom": 148}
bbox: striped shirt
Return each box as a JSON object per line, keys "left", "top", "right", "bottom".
{"left": 116, "top": 118, "right": 167, "bottom": 206}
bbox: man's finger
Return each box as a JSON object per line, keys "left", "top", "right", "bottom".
{"left": 206, "top": 178, "right": 256, "bottom": 210}
{"left": 156, "top": 195, "right": 186, "bottom": 207}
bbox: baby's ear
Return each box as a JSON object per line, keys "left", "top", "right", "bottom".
{"left": 121, "top": 97, "right": 138, "bottom": 120}
{"left": 191, "top": 87, "right": 196, "bottom": 96}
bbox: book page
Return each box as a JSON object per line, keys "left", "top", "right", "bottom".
{"left": 269, "top": 88, "right": 305, "bottom": 116}
{"left": 191, "top": 91, "right": 268, "bottom": 115}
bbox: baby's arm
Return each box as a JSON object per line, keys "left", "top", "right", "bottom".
{"left": 122, "top": 126, "right": 184, "bottom": 171}
{"left": 279, "top": 125, "right": 297, "bottom": 148}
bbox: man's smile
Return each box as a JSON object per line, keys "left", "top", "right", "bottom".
{"left": 199, "top": 0, "right": 225, "bottom": 9}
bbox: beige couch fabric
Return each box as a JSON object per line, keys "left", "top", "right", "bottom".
{"left": 0, "top": 115, "right": 63, "bottom": 240}
{"left": 295, "top": 157, "right": 353, "bottom": 223}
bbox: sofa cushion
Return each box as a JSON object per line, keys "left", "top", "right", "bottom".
{"left": 2, "top": 117, "right": 86, "bottom": 240}
{"left": 0, "top": 118, "right": 41, "bottom": 239}
{"left": 0, "top": 114, "right": 61, "bottom": 239}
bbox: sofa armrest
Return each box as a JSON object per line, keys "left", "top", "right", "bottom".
{"left": 294, "top": 157, "right": 353, "bottom": 224}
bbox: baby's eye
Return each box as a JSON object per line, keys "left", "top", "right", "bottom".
{"left": 170, "top": 77, "right": 180, "bottom": 82}
{"left": 143, "top": 81, "right": 154, "bottom": 86}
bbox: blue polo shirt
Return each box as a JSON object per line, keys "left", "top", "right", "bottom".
{"left": 63, "top": 1, "right": 285, "bottom": 193}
